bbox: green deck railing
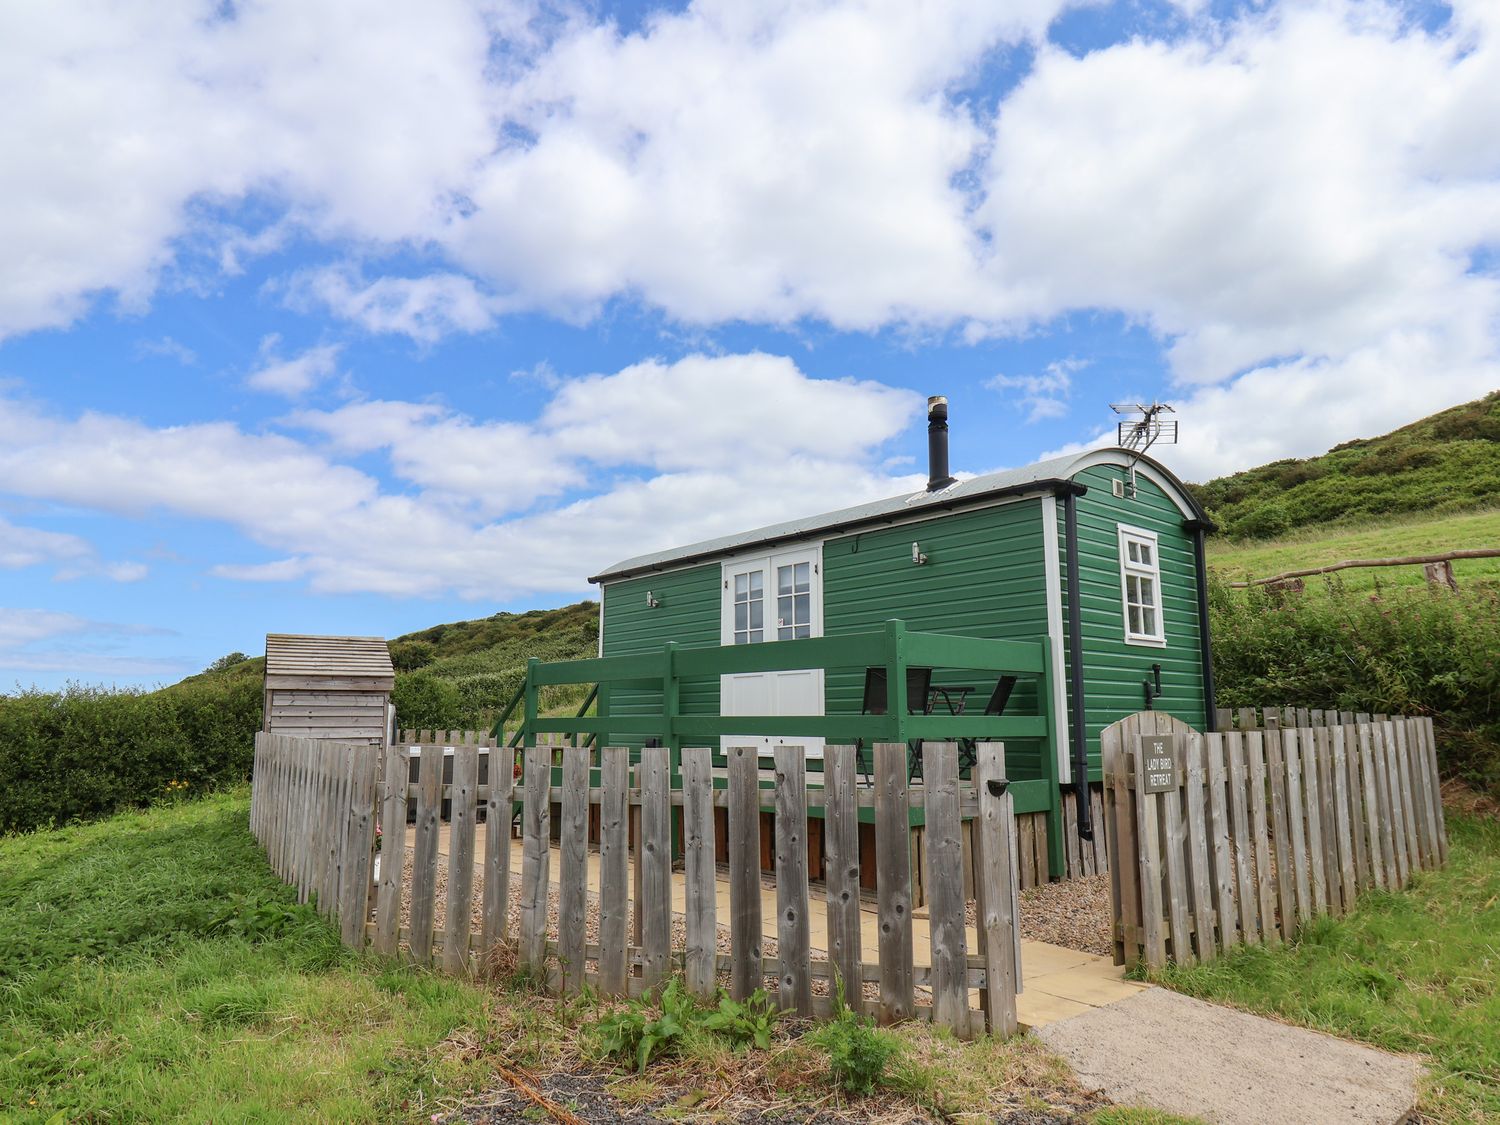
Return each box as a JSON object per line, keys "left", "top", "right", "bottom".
{"left": 493, "top": 618, "right": 1066, "bottom": 877}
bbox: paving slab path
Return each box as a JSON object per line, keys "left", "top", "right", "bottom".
{"left": 1036, "top": 987, "right": 1421, "bottom": 1125}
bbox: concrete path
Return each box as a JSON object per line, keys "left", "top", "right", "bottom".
{"left": 404, "top": 823, "right": 1146, "bottom": 1027}
{"left": 1037, "top": 987, "right": 1421, "bottom": 1125}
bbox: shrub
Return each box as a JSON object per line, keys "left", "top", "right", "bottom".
{"left": 390, "top": 673, "right": 463, "bottom": 731}
{"left": 1210, "top": 576, "right": 1500, "bottom": 797}
{"left": 808, "top": 998, "right": 900, "bottom": 1095}
{"left": 0, "top": 677, "right": 263, "bottom": 834}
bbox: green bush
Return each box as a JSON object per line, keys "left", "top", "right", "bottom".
{"left": 808, "top": 1000, "right": 901, "bottom": 1095}
{"left": 1210, "top": 576, "right": 1500, "bottom": 797}
{"left": 0, "top": 677, "right": 263, "bottom": 834}
{"left": 390, "top": 673, "right": 464, "bottom": 731}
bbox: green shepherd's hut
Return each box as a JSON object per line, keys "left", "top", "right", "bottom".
{"left": 573, "top": 397, "right": 1216, "bottom": 887}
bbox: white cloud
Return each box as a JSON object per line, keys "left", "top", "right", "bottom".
{"left": 134, "top": 336, "right": 197, "bottom": 365}
{"left": 1, "top": 0, "right": 1497, "bottom": 476}
{"left": 0, "top": 517, "right": 92, "bottom": 570}
{"left": 245, "top": 335, "right": 342, "bottom": 397}
{"left": 0, "top": 514, "right": 147, "bottom": 582}
{"left": 286, "top": 267, "right": 501, "bottom": 343}
{"left": 0, "top": 355, "right": 923, "bottom": 599}
{"left": 988, "top": 359, "right": 1084, "bottom": 423}
{"left": 0, "top": 608, "right": 176, "bottom": 679}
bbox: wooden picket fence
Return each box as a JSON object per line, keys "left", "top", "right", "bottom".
{"left": 250, "top": 733, "right": 1023, "bottom": 1037}
{"left": 1103, "top": 712, "right": 1447, "bottom": 969}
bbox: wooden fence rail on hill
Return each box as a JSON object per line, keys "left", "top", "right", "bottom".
{"left": 250, "top": 733, "right": 1023, "bottom": 1037}
{"left": 1103, "top": 712, "right": 1447, "bottom": 970}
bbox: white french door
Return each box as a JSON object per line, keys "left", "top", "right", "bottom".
{"left": 720, "top": 546, "right": 824, "bottom": 756}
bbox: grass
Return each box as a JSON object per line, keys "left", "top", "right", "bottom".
{"left": 1208, "top": 507, "right": 1500, "bottom": 594}
{"left": 0, "top": 791, "right": 494, "bottom": 1122}
{"left": 0, "top": 790, "right": 1190, "bottom": 1124}
{"left": 1150, "top": 812, "right": 1500, "bottom": 1124}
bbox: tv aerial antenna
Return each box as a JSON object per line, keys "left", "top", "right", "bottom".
{"left": 1109, "top": 401, "right": 1178, "bottom": 496}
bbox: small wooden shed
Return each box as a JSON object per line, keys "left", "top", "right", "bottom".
{"left": 263, "top": 634, "right": 395, "bottom": 748}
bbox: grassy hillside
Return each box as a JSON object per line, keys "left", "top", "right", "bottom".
{"left": 1208, "top": 508, "right": 1500, "bottom": 593}
{"left": 1191, "top": 391, "right": 1500, "bottom": 540}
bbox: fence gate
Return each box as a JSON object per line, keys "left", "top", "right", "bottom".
{"left": 1102, "top": 711, "right": 1447, "bottom": 969}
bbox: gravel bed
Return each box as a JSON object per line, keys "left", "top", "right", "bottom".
{"left": 1016, "top": 873, "right": 1114, "bottom": 956}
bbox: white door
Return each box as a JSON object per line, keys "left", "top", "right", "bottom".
{"left": 720, "top": 547, "right": 824, "bottom": 757}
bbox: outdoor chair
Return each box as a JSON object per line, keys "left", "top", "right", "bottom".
{"left": 856, "top": 665, "right": 932, "bottom": 785}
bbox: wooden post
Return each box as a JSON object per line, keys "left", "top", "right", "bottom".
{"left": 482, "top": 744, "right": 516, "bottom": 950}
{"left": 597, "top": 746, "right": 631, "bottom": 996}
{"left": 639, "top": 745, "right": 672, "bottom": 992}
{"left": 443, "top": 741, "right": 479, "bottom": 974}
{"left": 559, "top": 746, "right": 589, "bottom": 992}
{"left": 923, "top": 742, "right": 971, "bottom": 1037}
{"left": 727, "top": 745, "right": 763, "bottom": 1000}
{"left": 874, "top": 742, "right": 914, "bottom": 1023}
{"left": 682, "top": 746, "right": 718, "bottom": 1000}
{"left": 774, "top": 745, "right": 813, "bottom": 1016}
{"left": 823, "top": 745, "right": 864, "bottom": 1003}
{"left": 974, "top": 741, "right": 1018, "bottom": 1036}
{"left": 409, "top": 743, "right": 444, "bottom": 965}
{"left": 519, "top": 743, "right": 552, "bottom": 977}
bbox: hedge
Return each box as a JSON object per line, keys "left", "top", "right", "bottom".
{"left": 1210, "top": 576, "right": 1500, "bottom": 799}
{"left": 0, "top": 678, "right": 263, "bottom": 834}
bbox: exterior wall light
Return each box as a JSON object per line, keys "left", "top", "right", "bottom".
{"left": 911, "top": 542, "right": 928, "bottom": 566}
{"left": 646, "top": 591, "right": 661, "bottom": 608}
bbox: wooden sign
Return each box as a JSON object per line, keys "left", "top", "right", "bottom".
{"left": 1139, "top": 733, "right": 1179, "bottom": 793}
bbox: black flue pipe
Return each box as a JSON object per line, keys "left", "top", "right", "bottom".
{"left": 926, "top": 396, "right": 956, "bottom": 491}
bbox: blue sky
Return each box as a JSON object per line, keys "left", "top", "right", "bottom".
{"left": 1, "top": 0, "right": 1496, "bottom": 690}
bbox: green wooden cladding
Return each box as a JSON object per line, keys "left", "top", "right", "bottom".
{"left": 1063, "top": 466, "right": 1207, "bottom": 777}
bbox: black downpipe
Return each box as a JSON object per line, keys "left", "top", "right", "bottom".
{"left": 1189, "top": 521, "right": 1218, "bottom": 731}
{"left": 1062, "top": 489, "right": 1092, "bottom": 842}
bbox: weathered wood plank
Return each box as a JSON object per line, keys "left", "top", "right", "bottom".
{"left": 558, "top": 746, "right": 590, "bottom": 992}
{"left": 1330, "top": 727, "right": 1357, "bottom": 914}
{"left": 409, "top": 744, "right": 445, "bottom": 965}
{"left": 1283, "top": 729, "right": 1313, "bottom": 927}
{"left": 1380, "top": 722, "right": 1411, "bottom": 887}
{"left": 874, "top": 742, "right": 915, "bottom": 1023}
{"left": 1225, "top": 732, "right": 1259, "bottom": 944}
{"left": 680, "top": 746, "right": 718, "bottom": 1000}
{"left": 1299, "top": 727, "right": 1327, "bottom": 917}
{"left": 519, "top": 744, "right": 552, "bottom": 975}
{"left": 1159, "top": 722, "right": 1195, "bottom": 965}
{"left": 923, "top": 743, "right": 971, "bottom": 1037}
{"left": 1343, "top": 725, "right": 1370, "bottom": 893}
{"left": 639, "top": 745, "right": 672, "bottom": 992}
{"left": 727, "top": 745, "right": 763, "bottom": 1000}
{"left": 823, "top": 745, "right": 863, "bottom": 1003}
{"left": 1132, "top": 721, "right": 1168, "bottom": 967}
{"left": 773, "top": 745, "right": 813, "bottom": 1017}
{"left": 1364, "top": 722, "right": 1394, "bottom": 890}
{"left": 1183, "top": 733, "right": 1216, "bottom": 960}
{"left": 1205, "top": 733, "right": 1237, "bottom": 952}
{"left": 482, "top": 745, "right": 516, "bottom": 951}
{"left": 442, "top": 743, "right": 479, "bottom": 974}
{"left": 1266, "top": 730, "right": 1296, "bottom": 941}
{"left": 1425, "top": 718, "right": 1449, "bottom": 864}
{"left": 974, "top": 741, "right": 1018, "bottom": 1036}
{"left": 597, "top": 747, "right": 631, "bottom": 996}
{"left": 1242, "top": 735, "right": 1278, "bottom": 948}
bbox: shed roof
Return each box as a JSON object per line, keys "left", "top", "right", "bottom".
{"left": 590, "top": 447, "right": 1207, "bottom": 583}
{"left": 264, "top": 634, "right": 395, "bottom": 687}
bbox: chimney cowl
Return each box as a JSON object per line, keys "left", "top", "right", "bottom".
{"left": 926, "top": 395, "right": 956, "bottom": 492}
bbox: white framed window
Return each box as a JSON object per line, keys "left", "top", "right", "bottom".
{"left": 730, "top": 569, "right": 765, "bottom": 644}
{"left": 1118, "top": 525, "right": 1166, "bottom": 646}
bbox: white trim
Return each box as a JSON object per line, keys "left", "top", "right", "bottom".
{"left": 596, "top": 597, "right": 604, "bottom": 658}
{"left": 1041, "top": 495, "right": 1073, "bottom": 783}
{"left": 1117, "top": 523, "right": 1168, "bottom": 647}
{"left": 1070, "top": 449, "right": 1198, "bottom": 519}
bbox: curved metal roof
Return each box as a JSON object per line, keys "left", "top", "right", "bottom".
{"left": 590, "top": 447, "right": 1206, "bottom": 583}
